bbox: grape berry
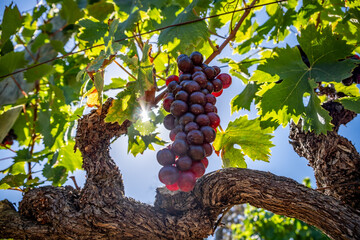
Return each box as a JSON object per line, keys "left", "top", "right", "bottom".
{"left": 157, "top": 51, "right": 232, "bottom": 192}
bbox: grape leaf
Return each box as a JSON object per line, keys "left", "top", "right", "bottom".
{"left": 117, "top": 43, "right": 154, "bottom": 94}
{"left": 104, "top": 77, "right": 127, "bottom": 91}
{"left": 78, "top": 19, "right": 108, "bottom": 45}
{"left": 56, "top": 141, "right": 83, "bottom": 173}
{"left": 31, "top": 5, "right": 47, "bottom": 24}
{"left": 59, "top": 0, "right": 84, "bottom": 24}
{"left": 87, "top": 1, "right": 114, "bottom": 22}
{"left": 231, "top": 82, "right": 259, "bottom": 113}
{"left": 303, "top": 89, "right": 333, "bottom": 133}
{"left": 337, "top": 97, "right": 360, "bottom": 113}
{"left": 127, "top": 126, "right": 166, "bottom": 156}
{"left": 258, "top": 25, "right": 356, "bottom": 133}
{"left": 114, "top": 10, "right": 141, "bottom": 41}
{"left": 158, "top": 1, "right": 209, "bottom": 54}
{"left": 1, "top": 39, "right": 14, "bottom": 55}
{"left": 0, "top": 174, "right": 27, "bottom": 189}
{"left": 24, "top": 64, "right": 53, "bottom": 82}
{"left": 137, "top": 43, "right": 154, "bottom": 94}
{"left": 0, "top": 52, "right": 27, "bottom": 79}
{"left": 1, "top": 3, "right": 23, "bottom": 42}
{"left": 133, "top": 119, "right": 157, "bottom": 136}
{"left": 30, "top": 33, "right": 48, "bottom": 52}
{"left": 105, "top": 85, "right": 139, "bottom": 125}
{"left": 213, "top": 116, "right": 274, "bottom": 168}
{"left": 42, "top": 164, "right": 67, "bottom": 186}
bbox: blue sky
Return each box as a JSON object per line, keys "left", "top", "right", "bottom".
{"left": 1, "top": 0, "right": 359, "bottom": 205}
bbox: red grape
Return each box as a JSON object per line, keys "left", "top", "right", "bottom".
{"left": 208, "top": 112, "right": 220, "bottom": 129}
{"left": 159, "top": 166, "right": 179, "bottom": 185}
{"left": 217, "top": 73, "right": 232, "bottom": 89}
{"left": 191, "top": 161, "right": 205, "bottom": 178}
{"left": 166, "top": 75, "right": 179, "bottom": 86}
{"left": 178, "top": 171, "right": 196, "bottom": 192}
{"left": 201, "top": 157, "right": 209, "bottom": 168}
{"left": 166, "top": 182, "right": 179, "bottom": 191}
{"left": 212, "top": 89, "right": 223, "bottom": 97}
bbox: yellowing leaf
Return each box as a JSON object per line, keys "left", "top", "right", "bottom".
{"left": 87, "top": 89, "right": 99, "bottom": 107}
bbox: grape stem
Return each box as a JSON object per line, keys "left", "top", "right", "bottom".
{"left": 205, "top": 0, "right": 259, "bottom": 64}
{"left": 218, "top": 124, "right": 224, "bottom": 132}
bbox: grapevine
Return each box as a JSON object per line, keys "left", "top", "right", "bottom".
{"left": 157, "top": 52, "right": 232, "bottom": 192}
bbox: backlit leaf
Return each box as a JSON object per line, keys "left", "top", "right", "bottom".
{"left": 213, "top": 116, "right": 274, "bottom": 168}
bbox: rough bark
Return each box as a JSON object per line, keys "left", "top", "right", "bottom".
{"left": 2, "top": 168, "right": 360, "bottom": 240}
{"left": 289, "top": 102, "right": 360, "bottom": 209}
{"left": 1, "top": 99, "right": 360, "bottom": 240}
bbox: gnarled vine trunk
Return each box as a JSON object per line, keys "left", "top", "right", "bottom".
{"left": 1, "top": 99, "right": 360, "bottom": 240}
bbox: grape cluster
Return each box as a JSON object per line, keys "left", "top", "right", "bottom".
{"left": 157, "top": 52, "right": 232, "bottom": 192}
{"left": 1, "top": 129, "right": 17, "bottom": 146}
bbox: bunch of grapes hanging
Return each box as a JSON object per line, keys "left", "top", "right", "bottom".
{"left": 158, "top": 52, "right": 232, "bottom": 192}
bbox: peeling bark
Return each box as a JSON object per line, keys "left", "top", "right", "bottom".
{"left": 1, "top": 98, "right": 360, "bottom": 240}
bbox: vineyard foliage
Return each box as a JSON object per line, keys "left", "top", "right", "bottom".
{"left": 0, "top": 0, "right": 359, "bottom": 191}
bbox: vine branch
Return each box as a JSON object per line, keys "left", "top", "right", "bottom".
{"left": 205, "top": 0, "right": 258, "bottom": 64}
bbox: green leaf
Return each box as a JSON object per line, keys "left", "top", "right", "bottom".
{"left": 87, "top": 1, "right": 114, "bottom": 22}
{"left": 31, "top": 5, "right": 47, "bottom": 24}
{"left": 158, "top": 2, "right": 209, "bottom": 54}
{"left": 127, "top": 125, "right": 165, "bottom": 156}
{"left": 231, "top": 83, "right": 259, "bottom": 113}
{"left": 103, "top": 77, "right": 127, "bottom": 91}
{"left": 105, "top": 86, "right": 139, "bottom": 125}
{"left": 1, "top": 3, "right": 23, "bottom": 42}
{"left": 57, "top": 141, "right": 83, "bottom": 172}
{"left": 1, "top": 39, "right": 14, "bottom": 55}
{"left": 258, "top": 25, "right": 355, "bottom": 133}
{"left": 298, "top": 25, "right": 354, "bottom": 73}
{"left": 0, "top": 173, "right": 27, "bottom": 188}
{"left": 213, "top": 116, "right": 274, "bottom": 168}
{"left": 337, "top": 97, "right": 360, "bottom": 113}
{"left": 137, "top": 43, "right": 154, "bottom": 94}
{"left": 30, "top": 33, "right": 48, "bottom": 52}
{"left": 114, "top": 10, "right": 141, "bottom": 40}
{"left": 59, "top": 0, "right": 84, "bottom": 24}
{"left": 1, "top": 161, "right": 25, "bottom": 175}
{"left": 78, "top": 19, "right": 108, "bottom": 44}
{"left": 43, "top": 164, "right": 67, "bottom": 186}
{"left": 133, "top": 119, "right": 156, "bottom": 136}
{"left": 24, "top": 64, "right": 53, "bottom": 82}
{"left": 0, "top": 52, "right": 26, "bottom": 79}
{"left": 303, "top": 89, "right": 333, "bottom": 133}
{"left": 50, "top": 40, "right": 66, "bottom": 55}
{"left": 104, "top": 19, "right": 122, "bottom": 55}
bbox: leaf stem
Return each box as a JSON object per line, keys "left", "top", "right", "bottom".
{"left": 10, "top": 76, "right": 28, "bottom": 98}
{"left": 113, "top": 60, "right": 137, "bottom": 80}
{"left": 205, "top": 0, "right": 259, "bottom": 64}
{"left": 0, "top": 156, "right": 15, "bottom": 161}
{"left": 28, "top": 80, "right": 40, "bottom": 181}
{"left": 16, "top": 35, "right": 36, "bottom": 62}
{"left": 0, "top": 144, "right": 17, "bottom": 153}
